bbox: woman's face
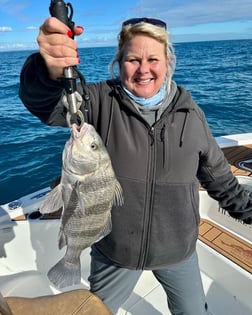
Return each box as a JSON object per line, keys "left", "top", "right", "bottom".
{"left": 120, "top": 34, "right": 168, "bottom": 98}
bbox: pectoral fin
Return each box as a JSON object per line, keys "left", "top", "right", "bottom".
{"left": 40, "top": 184, "right": 63, "bottom": 214}
{"left": 113, "top": 180, "right": 124, "bottom": 206}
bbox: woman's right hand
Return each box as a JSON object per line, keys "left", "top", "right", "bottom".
{"left": 37, "top": 17, "right": 84, "bottom": 80}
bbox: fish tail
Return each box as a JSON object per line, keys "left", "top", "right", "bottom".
{"left": 47, "top": 257, "right": 81, "bottom": 289}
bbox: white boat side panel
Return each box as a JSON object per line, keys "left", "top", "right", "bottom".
{"left": 216, "top": 133, "right": 252, "bottom": 148}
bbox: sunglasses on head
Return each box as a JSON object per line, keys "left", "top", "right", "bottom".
{"left": 122, "top": 18, "right": 167, "bottom": 30}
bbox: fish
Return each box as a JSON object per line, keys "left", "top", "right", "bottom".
{"left": 40, "top": 122, "right": 123, "bottom": 288}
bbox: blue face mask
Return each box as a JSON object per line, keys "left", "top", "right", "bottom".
{"left": 122, "top": 81, "right": 167, "bottom": 107}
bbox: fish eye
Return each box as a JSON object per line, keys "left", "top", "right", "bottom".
{"left": 90, "top": 142, "right": 98, "bottom": 150}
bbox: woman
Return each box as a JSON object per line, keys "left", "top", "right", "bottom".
{"left": 19, "top": 17, "right": 252, "bottom": 314}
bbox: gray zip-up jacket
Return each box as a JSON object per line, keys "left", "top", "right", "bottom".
{"left": 20, "top": 53, "right": 252, "bottom": 269}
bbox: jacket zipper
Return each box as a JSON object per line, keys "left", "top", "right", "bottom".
{"left": 137, "top": 126, "right": 157, "bottom": 269}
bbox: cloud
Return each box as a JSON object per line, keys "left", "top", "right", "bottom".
{"left": 26, "top": 26, "right": 38, "bottom": 30}
{"left": 0, "top": 0, "right": 28, "bottom": 15}
{"left": 133, "top": 0, "right": 252, "bottom": 28}
{"left": 0, "top": 26, "right": 12, "bottom": 32}
{"left": 0, "top": 0, "right": 33, "bottom": 24}
{"left": 0, "top": 40, "right": 38, "bottom": 51}
{"left": 78, "top": 35, "right": 116, "bottom": 48}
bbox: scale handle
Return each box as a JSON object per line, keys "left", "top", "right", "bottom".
{"left": 49, "top": 0, "right": 75, "bottom": 37}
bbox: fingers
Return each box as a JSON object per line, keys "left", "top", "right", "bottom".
{"left": 37, "top": 17, "right": 84, "bottom": 80}
{"left": 40, "top": 43, "right": 79, "bottom": 68}
{"left": 74, "top": 25, "right": 84, "bottom": 36}
{"left": 40, "top": 17, "right": 70, "bottom": 35}
{"left": 37, "top": 17, "right": 80, "bottom": 52}
{"left": 38, "top": 17, "right": 84, "bottom": 37}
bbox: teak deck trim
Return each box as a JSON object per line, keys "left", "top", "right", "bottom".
{"left": 199, "top": 219, "right": 252, "bottom": 274}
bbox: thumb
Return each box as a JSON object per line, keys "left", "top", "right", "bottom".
{"left": 74, "top": 25, "right": 84, "bottom": 36}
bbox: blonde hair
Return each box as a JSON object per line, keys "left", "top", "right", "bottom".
{"left": 110, "top": 21, "right": 176, "bottom": 90}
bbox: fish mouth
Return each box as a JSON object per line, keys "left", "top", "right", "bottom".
{"left": 71, "top": 123, "right": 90, "bottom": 139}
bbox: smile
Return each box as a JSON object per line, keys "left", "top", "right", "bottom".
{"left": 134, "top": 78, "right": 154, "bottom": 83}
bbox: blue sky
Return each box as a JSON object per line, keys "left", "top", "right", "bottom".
{"left": 0, "top": 0, "right": 252, "bottom": 51}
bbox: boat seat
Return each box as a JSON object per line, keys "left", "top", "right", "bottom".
{"left": 0, "top": 289, "right": 112, "bottom": 315}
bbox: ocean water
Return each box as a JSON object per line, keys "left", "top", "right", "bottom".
{"left": 0, "top": 40, "right": 252, "bottom": 204}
